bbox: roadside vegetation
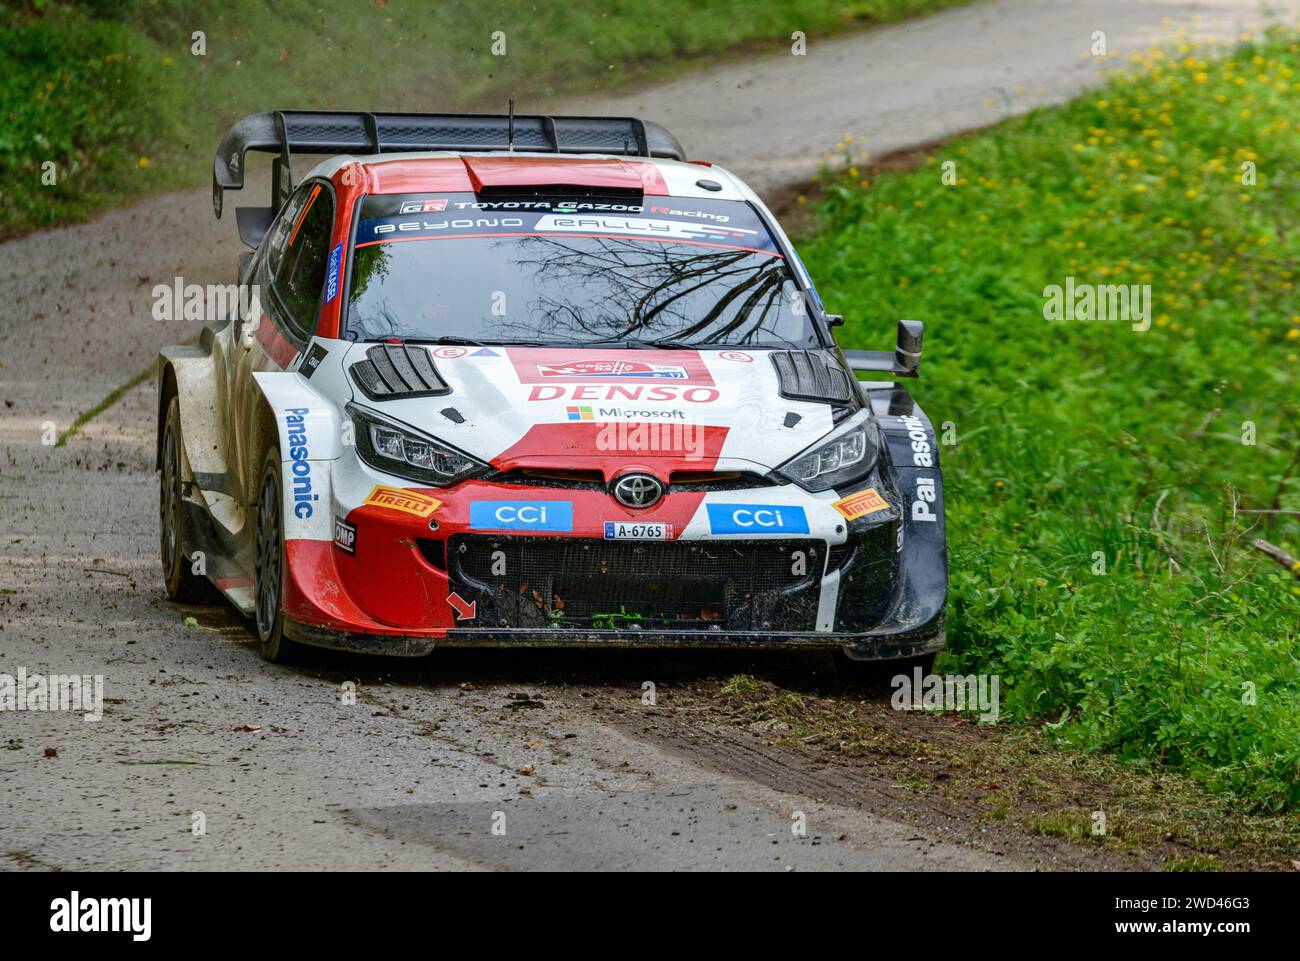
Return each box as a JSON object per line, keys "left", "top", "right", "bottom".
{"left": 801, "top": 35, "right": 1300, "bottom": 811}
{"left": 0, "top": 0, "right": 972, "bottom": 235}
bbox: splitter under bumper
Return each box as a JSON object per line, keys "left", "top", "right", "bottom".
{"left": 282, "top": 615, "right": 945, "bottom": 659}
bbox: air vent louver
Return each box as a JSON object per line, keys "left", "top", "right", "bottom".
{"left": 769, "top": 350, "right": 854, "bottom": 405}
{"left": 350, "top": 343, "right": 451, "bottom": 400}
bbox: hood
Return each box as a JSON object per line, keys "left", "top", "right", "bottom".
{"left": 343, "top": 345, "right": 857, "bottom": 480}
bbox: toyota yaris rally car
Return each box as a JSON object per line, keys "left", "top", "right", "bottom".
{"left": 157, "top": 110, "right": 946, "bottom": 664}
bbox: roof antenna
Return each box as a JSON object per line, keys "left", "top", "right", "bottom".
{"left": 507, "top": 98, "right": 515, "bottom": 152}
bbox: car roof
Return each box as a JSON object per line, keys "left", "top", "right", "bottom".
{"left": 302, "top": 151, "right": 756, "bottom": 203}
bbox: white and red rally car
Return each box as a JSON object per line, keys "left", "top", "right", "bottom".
{"left": 157, "top": 110, "right": 946, "bottom": 664}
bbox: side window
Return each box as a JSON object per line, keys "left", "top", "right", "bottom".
{"left": 271, "top": 183, "right": 334, "bottom": 339}
{"left": 262, "top": 188, "right": 307, "bottom": 280}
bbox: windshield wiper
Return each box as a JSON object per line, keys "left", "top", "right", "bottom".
{"left": 564, "top": 338, "right": 694, "bottom": 349}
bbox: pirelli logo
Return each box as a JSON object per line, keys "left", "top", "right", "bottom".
{"left": 363, "top": 486, "right": 441, "bottom": 518}
{"left": 833, "top": 487, "right": 890, "bottom": 520}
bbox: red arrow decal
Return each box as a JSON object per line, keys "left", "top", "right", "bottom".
{"left": 447, "top": 592, "right": 476, "bottom": 621}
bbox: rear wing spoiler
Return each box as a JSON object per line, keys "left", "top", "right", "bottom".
{"left": 212, "top": 109, "right": 687, "bottom": 245}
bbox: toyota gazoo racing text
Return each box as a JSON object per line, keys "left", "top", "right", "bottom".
{"left": 157, "top": 110, "right": 946, "bottom": 664}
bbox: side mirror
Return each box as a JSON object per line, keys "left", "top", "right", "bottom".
{"left": 894, "top": 319, "right": 923, "bottom": 377}
{"left": 824, "top": 313, "right": 844, "bottom": 328}
{"left": 841, "top": 319, "right": 925, "bottom": 379}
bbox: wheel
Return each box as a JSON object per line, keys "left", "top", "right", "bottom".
{"left": 253, "top": 446, "right": 305, "bottom": 664}
{"left": 835, "top": 650, "right": 936, "bottom": 687}
{"left": 160, "top": 396, "right": 205, "bottom": 601}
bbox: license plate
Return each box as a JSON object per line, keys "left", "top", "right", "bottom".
{"left": 603, "top": 521, "right": 672, "bottom": 540}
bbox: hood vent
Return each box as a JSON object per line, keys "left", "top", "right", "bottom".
{"left": 351, "top": 343, "right": 450, "bottom": 400}
{"left": 769, "top": 350, "right": 854, "bottom": 405}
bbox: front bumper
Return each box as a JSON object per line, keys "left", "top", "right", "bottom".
{"left": 274, "top": 386, "right": 949, "bottom": 658}
{"left": 278, "top": 471, "right": 946, "bottom": 660}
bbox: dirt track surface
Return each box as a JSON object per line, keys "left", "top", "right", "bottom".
{"left": 2, "top": 0, "right": 1298, "bottom": 871}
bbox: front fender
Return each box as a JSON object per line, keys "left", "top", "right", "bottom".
{"left": 838, "top": 384, "right": 948, "bottom": 659}
{"left": 251, "top": 371, "right": 342, "bottom": 542}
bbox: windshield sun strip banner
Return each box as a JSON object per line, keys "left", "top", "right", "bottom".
{"left": 353, "top": 231, "right": 782, "bottom": 257}
{"left": 350, "top": 194, "right": 784, "bottom": 256}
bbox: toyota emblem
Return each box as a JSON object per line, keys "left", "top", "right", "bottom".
{"left": 612, "top": 473, "right": 663, "bottom": 509}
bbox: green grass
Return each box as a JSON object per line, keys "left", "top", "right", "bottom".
{"left": 0, "top": 0, "right": 972, "bottom": 235}
{"left": 798, "top": 36, "right": 1300, "bottom": 810}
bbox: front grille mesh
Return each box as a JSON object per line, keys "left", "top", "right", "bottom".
{"left": 449, "top": 535, "right": 823, "bottom": 631}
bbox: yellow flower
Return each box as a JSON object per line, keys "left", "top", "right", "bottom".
{"left": 137, "top": 156, "right": 150, "bottom": 169}
{"left": 1286, "top": 328, "right": 1300, "bottom": 340}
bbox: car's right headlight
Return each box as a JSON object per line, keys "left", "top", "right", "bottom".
{"left": 776, "top": 409, "right": 879, "bottom": 492}
{"left": 348, "top": 404, "right": 487, "bottom": 486}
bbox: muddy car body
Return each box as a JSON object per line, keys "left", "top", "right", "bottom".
{"left": 156, "top": 110, "right": 947, "bottom": 663}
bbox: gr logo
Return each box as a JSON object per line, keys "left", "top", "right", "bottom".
{"left": 706, "top": 504, "right": 808, "bottom": 535}
{"left": 469, "top": 500, "right": 573, "bottom": 532}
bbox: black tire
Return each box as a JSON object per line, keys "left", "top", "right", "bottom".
{"left": 160, "top": 396, "right": 206, "bottom": 602}
{"left": 252, "top": 446, "right": 305, "bottom": 664}
{"left": 835, "top": 650, "right": 936, "bottom": 687}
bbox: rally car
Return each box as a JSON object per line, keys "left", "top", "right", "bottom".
{"left": 157, "top": 110, "right": 946, "bottom": 664}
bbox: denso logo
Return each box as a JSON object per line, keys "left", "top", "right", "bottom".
{"left": 469, "top": 501, "right": 574, "bottom": 532}
{"left": 706, "top": 504, "right": 809, "bottom": 535}
{"left": 537, "top": 360, "right": 687, "bottom": 380}
{"left": 527, "top": 385, "right": 719, "bottom": 403}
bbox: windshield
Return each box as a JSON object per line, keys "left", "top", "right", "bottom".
{"left": 344, "top": 192, "right": 820, "bottom": 348}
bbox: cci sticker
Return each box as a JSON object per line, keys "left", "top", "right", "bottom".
{"left": 470, "top": 501, "right": 573, "bottom": 532}
{"left": 706, "top": 504, "right": 808, "bottom": 535}
{"left": 364, "top": 486, "right": 441, "bottom": 518}
{"left": 833, "top": 488, "right": 890, "bottom": 521}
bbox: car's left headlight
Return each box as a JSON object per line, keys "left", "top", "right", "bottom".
{"left": 776, "top": 409, "right": 879, "bottom": 492}
{"left": 348, "top": 404, "right": 487, "bottom": 486}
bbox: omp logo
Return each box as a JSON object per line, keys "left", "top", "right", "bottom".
{"left": 285, "top": 408, "right": 317, "bottom": 519}
{"left": 333, "top": 517, "right": 357, "bottom": 554}
{"left": 399, "top": 199, "right": 448, "bottom": 213}
{"left": 470, "top": 501, "right": 573, "bottom": 532}
{"left": 50, "top": 892, "right": 151, "bottom": 941}
{"left": 527, "top": 385, "right": 719, "bottom": 403}
{"left": 706, "top": 504, "right": 808, "bottom": 535}
{"left": 833, "top": 488, "right": 890, "bottom": 521}
{"left": 363, "top": 486, "right": 441, "bottom": 519}
{"left": 538, "top": 360, "right": 687, "bottom": 380}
